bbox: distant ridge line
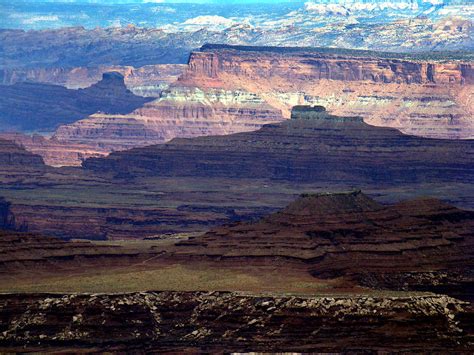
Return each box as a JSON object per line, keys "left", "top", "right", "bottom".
{"left": 199, "top": 44, "right": 474, "bottom": 62}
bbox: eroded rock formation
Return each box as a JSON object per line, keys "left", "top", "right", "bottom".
{"left": 178, "top": 191, "right": 474, "bottom": 299}
{"left": 53, "top": 87, "right": 284, "bottom": 152}
{"left": 84, "top": 109, "right": 474, "bottom": 186}
{"left": 0, "top": 292, "right": 471, "bottom": 352}
{"left": 0, "top": 64, "right": 186, "bottom": 96}
{"left": 179, "top": 45, "right": 474, "bottom": 139}
{"left": 0, "top": 72, "right": 152, "bottom": 132}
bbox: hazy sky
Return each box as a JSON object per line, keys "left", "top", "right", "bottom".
{"left": 14, "top": 0, "right": 302, "bottom": 3}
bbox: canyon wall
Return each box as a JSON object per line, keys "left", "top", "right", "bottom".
{"left": 0, "top": 292, "right": 471, "bottom": 352}
{"left": 0, "top": 72, "right": 152, "bottom": 132}
{"left": 52, "top": 87, "right": 284, "bottom": 152}
{"left": 84, "top": 110, "right": 474, "bottom": 185}
{"left": 180, "top": 45, "right": 474, "bottom": 138}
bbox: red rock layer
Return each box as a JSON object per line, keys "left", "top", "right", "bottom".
{"left": 177, "top": 191, "right": 474, "bottom": 296}
{"left": 179, "top": 45, "right": 474, "bottom": 138}
{"left": 52, "top": 87, "right": 284, "bottom": 152}
{"left": 0, "top": 133, "right": 109, "bottom": 167}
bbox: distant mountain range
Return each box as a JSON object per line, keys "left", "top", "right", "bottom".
{"left": 1, "top": 0, "right": 472, "bottom": 30}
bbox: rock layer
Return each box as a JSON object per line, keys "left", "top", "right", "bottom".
{"left": 84, "top": 109, "right": 474, "bottom": 186}
{"left": 178, "top": 191, "right": 474, "bottom": 299}
{"left": 0, "top": 64, "right": 186, "bottom": 96}
{"left": 0, "top": 291, "right": 471, "bottom": 352}
{"left": 180, "top": 45, "right": 474, "bottom": 138}
{"left": 53, "top": 87, "right": 284, "bottom": 152}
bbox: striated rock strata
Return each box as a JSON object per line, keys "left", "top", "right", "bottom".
{"left": 0, "top": 291, "right": 471, "bottom": 352}
{"left": 179, "top": 45, "right": 474, "bottom": 139}
{"left": 0, "top": 64, "right": 186, "bottom": 97}
{"left": 178, "top": 191, "right": 474, "bottom": 299}
{"left": 1, "top": 109, "right": 473, "bottom": 240}
{"left": 53, "top": 87, "right": 284, "bottom": 152}
{"left": 0, "top": 133, "right": 109, "bottom": 167}
{"left": 84, "top": 109, "right": 474, "bottom": 186}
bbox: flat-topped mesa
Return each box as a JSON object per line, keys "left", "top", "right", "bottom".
{"left": 83, "top": 109, "right": 474, "bottom": 187}
{"left": 180, "top": 44, "right": 474, "bottom": 139}
{"left": 177, "top": 192, "right": 474, "bottom": 297}
{"left": 187, "top": 44, "right": 473, "bottom": 85}
{"left": 291, "top": 105, "right": 363, "bottom": 123}
{"left": 277, "top": 190, "right": 382, "bottom": 217}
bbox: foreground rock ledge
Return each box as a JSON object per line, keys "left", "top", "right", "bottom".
{"left": 0, "top": 291, "right": 472, "bottom": 352}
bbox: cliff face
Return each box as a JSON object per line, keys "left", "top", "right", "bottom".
{"left": 180, "top": 45, "right": 474, "bottom": 138}
{"left": 0, "top": 138, "right": 45, "bottom": 169}
{"left": 84, "top": 111, "right": 474, "bottom": 186}
{"left": 53, "top": 87, "right": 284, "bottom": 152}
{"left": 0, "top": 292, "right": 471, "bottom": 352}
{"left": 0, "top": 198, "right": 16, "bottom": 230}
{"left": 184, "top": 49, "right": 472, "bottom": 85}
{"left": 0, "top": 133, "right": 110, "bottom": 167}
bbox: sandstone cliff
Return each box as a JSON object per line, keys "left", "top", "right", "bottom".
{"left": 179, "top": 45, "right": 474, "bottom": 139}
{"left": 84, "top": 110, "right": 474, "bottom": 186}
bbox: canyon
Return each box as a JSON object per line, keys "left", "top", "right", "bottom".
{"left": 0, "top": 191, "right": 473, "bottom": 352}
{"left": 178, "top": 45, "right": 474, "bottom": 139}
{"left": 0, "top": 72, "right": 153, "bottom": 166}
{"left": 1, "top": 45, "right": 473, "bottom": 167}
{"left": 1, "top": 2, "right": 473, "bottom": 352}
{"left": 0, "top": 107, "right": 473, "bottom": 240}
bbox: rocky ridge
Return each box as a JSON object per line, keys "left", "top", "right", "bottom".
{"left": 84, "top": 107, "right": 474, "bottom": 186}
{"left": 0, "top": 291, "right": 471, "bottom": 352}
{"left": 177, "top": 191, "right": 474, "bottom": 298}
{"left": 0, "top": 64, "right": 186, "bottom": 97}
{"left": 179, "top": 45, "right": 474, "bottom": 139}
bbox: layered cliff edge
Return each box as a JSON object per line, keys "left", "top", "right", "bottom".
{"left": 83, "top": 109, "right": 474, "bottom": 186}
{"left": 1, "top": 291, "right": 472, "bottom": 352}
{"left": 179, "top": 44, "right": 474, "bottom": 139}
{"left": 176, "top": 191, "right": 474, "bottom": 298}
